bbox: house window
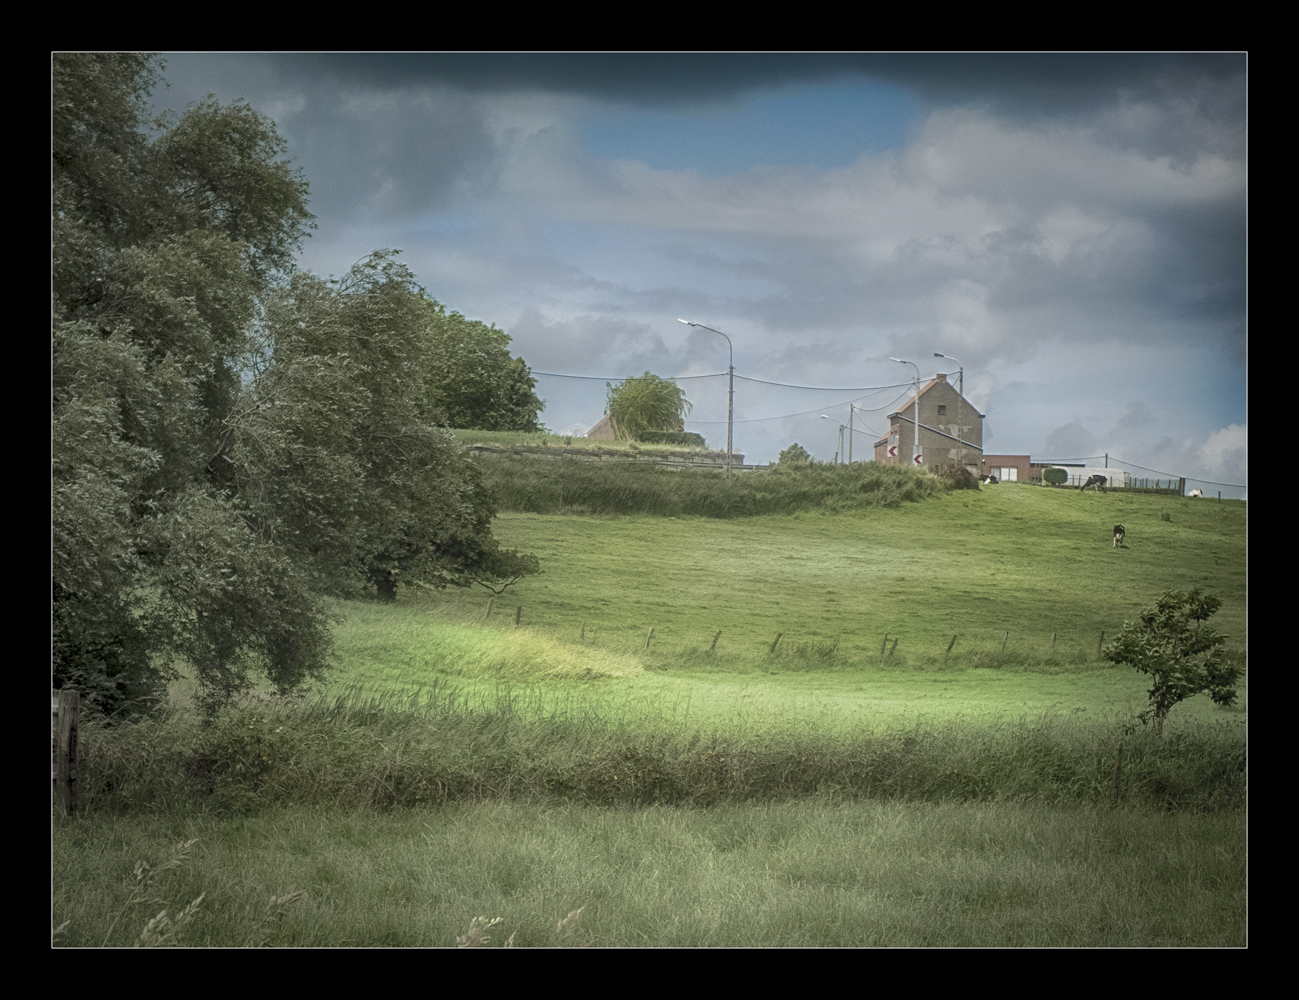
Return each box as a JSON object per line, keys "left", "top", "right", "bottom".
{"left": 937, "top": 405, "right": 946, "bottom": 415}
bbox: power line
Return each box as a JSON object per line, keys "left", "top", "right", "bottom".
{"left": 531, "top": 370, "right": 928, "bottom": 392}
{"left": 687, "top": 392, "right": 897, "bottom": 428}
{"left": 733, "top": 375, "right": 915, "bottom": 391}
{"left": 531, "top": 371, "right": 727, "bottom": 381}
{"left": 1107, "top": 456, "right": 1246, "bottom": 490}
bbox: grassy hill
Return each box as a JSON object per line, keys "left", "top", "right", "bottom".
{"left": 319, "top": 478, "right": 1244, "bottom": 735}
{"left": 57, "top": 474, "right": 1246, "bottom": 947}
{"left": 481, "top": 482, "right": 1246, "bottom": 655}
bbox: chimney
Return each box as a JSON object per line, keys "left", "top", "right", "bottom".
{"left": 936, "top": 373, "right": 947, "bottom": 381}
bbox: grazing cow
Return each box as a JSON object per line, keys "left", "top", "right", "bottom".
{"left": 1189, "top": 489, "right": 1203, "bottom": 498}
{"left": 1080, "top": 474, "right": 1107, "bottom": 492}
{"left": 1113, "top": 524, "right": 1125, "bottom": 548}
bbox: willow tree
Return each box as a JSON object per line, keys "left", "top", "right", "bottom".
{"left": 604, "top": 372, "right": 692, "bottom": 440}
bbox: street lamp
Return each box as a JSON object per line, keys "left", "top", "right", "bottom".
{"left": 890, "top": 358, "right": 921, "bottom": 468}
{"left": 678, "top": 319, "right": 734, "bottom": 478}
{"left": 820, "top": 414, "right": 845, "bottom": 464}
{"left": 934, "top": 352, "right": 966, "bottom": 474}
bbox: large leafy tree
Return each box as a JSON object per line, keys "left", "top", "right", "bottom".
{"left": 53, "top": 55, "right": 535, "bottom": 714}
{"left": 418, "top": 303, "right": 545, "bottom": 432}
{"left": 245, "top": 252, "right": 540, "bottom": 603}
{"left": 604, "top": 372, "right": 692, "bottom": 441}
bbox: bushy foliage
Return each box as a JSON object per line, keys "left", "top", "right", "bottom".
{"left": 418, "top": 301, "right": 544, "bottom": 432}
{"left": 778, "top": 443, "right": 812, "bottom": 465}
{"left": 1104, "top": 588, "right": 1242, "bottom": 735}
{"left": 482, "top": 456, "right": 945, "bottom": 518}
{"left": 52, "top": 55, "right": 536, "bottom": 714}
{"left": 932, "top": 462, "right": 981, "bottom": 490}
{"left": 605, "top": 372, "right": 691, "bottom": 440}
{"left": 1043, "top": 466, "right": 1069, "bottom": 486}
{"left": 637, "top": 430, "right": 707, "bottom": 448}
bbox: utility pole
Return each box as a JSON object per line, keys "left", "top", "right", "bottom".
{"left": 821, "top": 415, "right": 846, "bottom": 464}
{"left": 891, "top": 358, "right": 921, "bottom": 468}
{"left": 679, "top": 319, "right": 733, "bottom": 478}
{"left": 934, "top": 353, "right": 965, "bottom": 473}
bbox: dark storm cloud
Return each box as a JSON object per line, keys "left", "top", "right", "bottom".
{"left": 267, "top": 53, "right": 1243, "bottom": 116}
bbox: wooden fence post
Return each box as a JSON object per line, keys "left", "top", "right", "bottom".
{"left": 485, "top": 599, "right": 494, "bottom": 620}
{"left": 645, "top": 627, "right": 655, "bottom": 649}
{"left": 889, "top": 638, "right": 899, "bottom": 657}
{"left": 1097, "top": 630, "right": 1105, "bottom": 657}
{"left": 1001, "top": 631, "right": 1009, "bottom": 653}
{"left": 880, "top": 634, "right": 888, "bottom": 659}
{"left": 1051, "top": 632, "right": 1057, "bottom": 654}
{"left": 580, "top": 624, "right": 585, "bottom": 641}
{"left": 515, "top": 605, "right": 522, "bottom": 627}
{"left": 710, "top": 630, "right": 721, "bottom": 652}
{"left": 769, "top": 632, "right": 783, "bottom": 654}
{"left": 55, "top": 689, "right": 79, "bottom": 819}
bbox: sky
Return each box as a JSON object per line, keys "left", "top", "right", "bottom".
{"left": 151, "top": 53, "right": 1246, "bottom": 497}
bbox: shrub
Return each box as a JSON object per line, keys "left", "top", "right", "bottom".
{"left": 1103, "top": 588, "right": 1242, "bottom": 735}
{"left": 932, "top": 463, "right": 981, "bottom": 491}
{"left": 637, "top": 430, "right": 707, "bottom": 448}
{"left": 778, "top": 443, "right": 812, "bottom": 465}
{"left": 1043, "top": 467, "right": 1069, "bottom": 486}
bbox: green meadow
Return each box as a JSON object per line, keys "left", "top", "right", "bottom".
{"left": 326, "top": 481, "right": 1246, "bottom": 730}
{"left": 54, "top": 468, "right": 1247, "bottom": 947}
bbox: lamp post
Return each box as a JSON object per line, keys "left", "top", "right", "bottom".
{"left": 933, "top": 352, "right": 965, "bottom": 474}
{"left": 820, "top": 415, "right": 845, "bottom": 464}
{"left": 678, "top": 319, "right": 733, "bottom": 478}
{"left": 890, "top": 358, "right": 921, "bottom": 468}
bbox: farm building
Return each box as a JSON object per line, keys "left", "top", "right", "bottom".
{"left": 873, "top": 373, "right": 983, "bottom": 475}
{"left": 1063, "top": 467, "right": 1132, "bottom": 489}
{"left": 1029, "top": 460, "right": 1083, "bottom": 484}
{"left": 982, "top": 455, "right": 1032, "bottom": 482}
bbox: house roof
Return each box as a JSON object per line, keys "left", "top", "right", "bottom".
{"left": 886, "top": 375, "right": 985, "bottom": 421}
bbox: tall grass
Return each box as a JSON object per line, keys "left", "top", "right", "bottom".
{"left": 451, "top": 428, "right": 717, "bottom": 454}
{"left": 480, "top": 456, "right": 946, "bottom": 518}
{"left": 69, "top": 683, "right": 1245, "bottom": 818}
{"left": 52, "top": 800, "right": 1246, "bottom": 947}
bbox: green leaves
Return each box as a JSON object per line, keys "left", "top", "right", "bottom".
{"left": 605, "top": 372, "right": 692, "bottom": 441}
{"left": 1103, "top": 588, "right": 1241, "bottom": 734}
{"left": 417, "top": 299, "right": 545, "bottom": 432}
{"left": 52, "top": 57, "right": 536, "bottom": 714}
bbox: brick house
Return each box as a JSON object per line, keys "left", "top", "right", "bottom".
{"left": 873, "top": 374, "right": 983, "bottom": 474}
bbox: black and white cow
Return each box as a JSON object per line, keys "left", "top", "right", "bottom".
{"left": 980, "top": 474, "right": 998, "bottom": 484}
{"left": 1113, "top": 524, "right": 1125, "bottom": 548}
{"left": 1080, "top": 474, "right": 1107, "bottom": 493}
